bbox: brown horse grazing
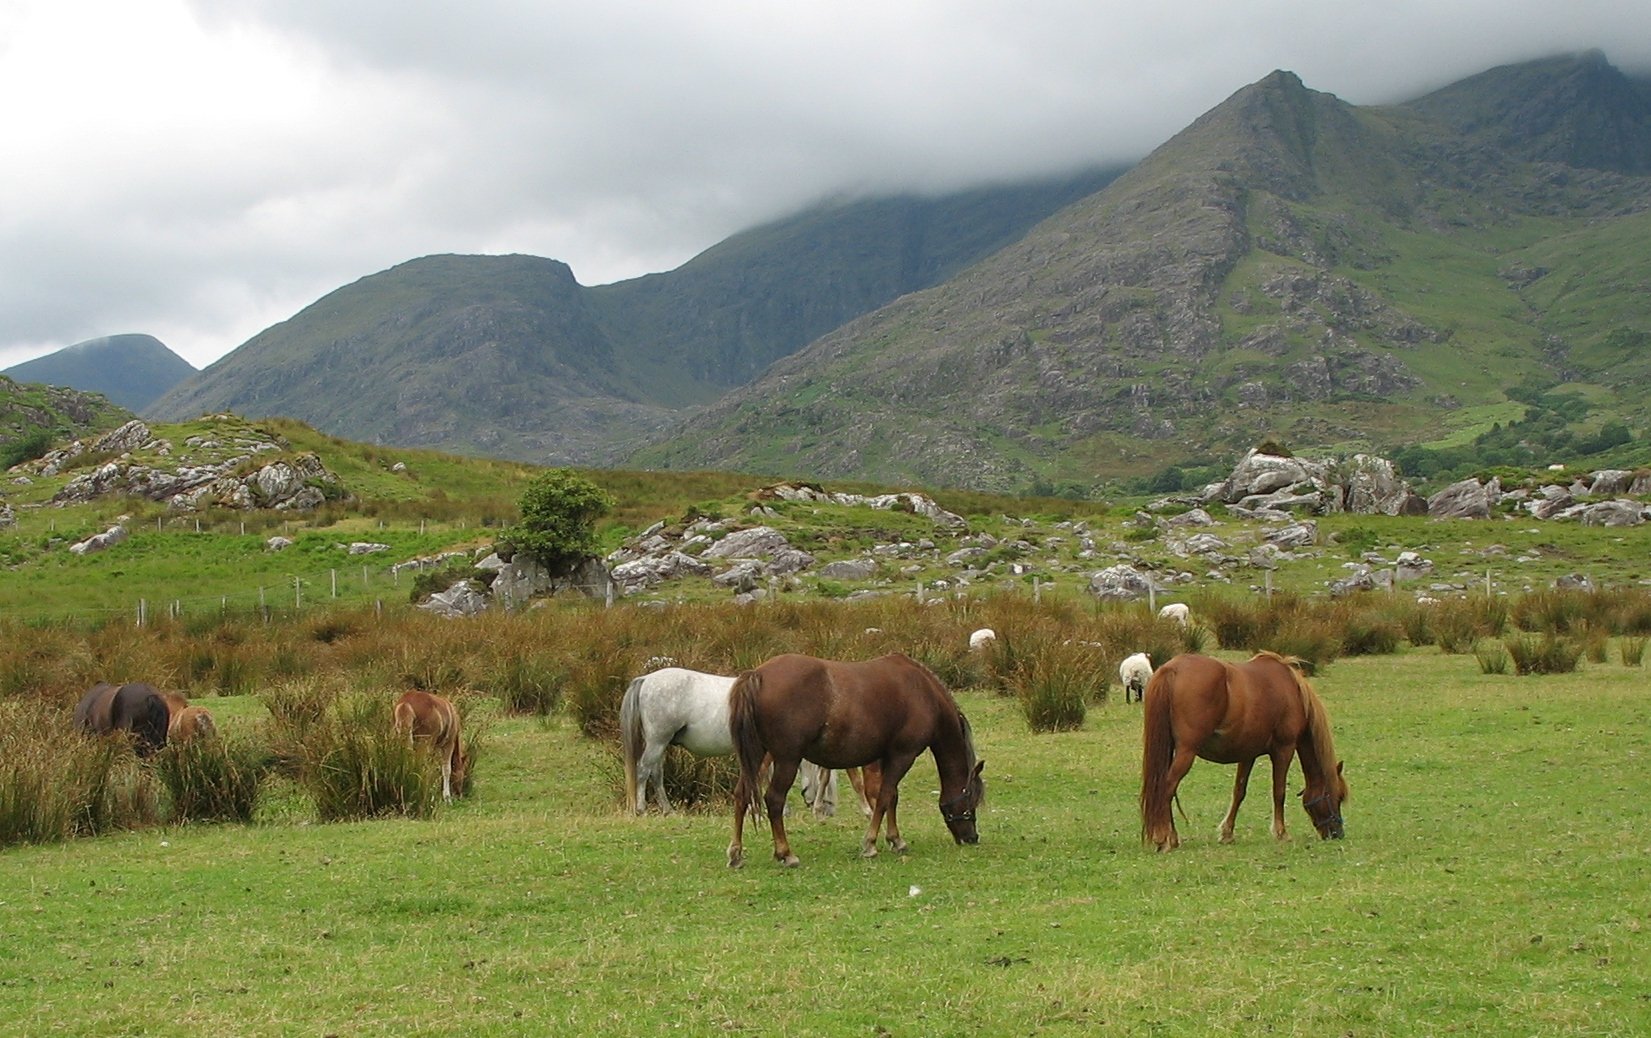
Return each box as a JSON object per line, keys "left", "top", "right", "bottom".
{"left": 728, "top": 653, "right": 985, "bottom": 868}
{"left": 73, "top": 682, "right": 172, "bottom": 756}
{"left": 1140, "top": 651, "right": 1348, "bottom": 852}
{"left": 392, "top": 691, "right": 464, "bottom": 801}
{"left": 168, "top": 705, "right": 218, "bottom": 744}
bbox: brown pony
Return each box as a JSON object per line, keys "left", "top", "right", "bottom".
{"left": 392, "top": 691, "right": 464, "bottom": 801}
{"left": 73, "top": 682, "right": 171, "bottom": 757}
{"left": 727, "top": 653, "right": 985, "bottom": 868}
{"left": 169, "top": 705, "right": 218, "bottom": 744}
{"left": 1140, "top": 651, "right": 1347, "bottom": 852}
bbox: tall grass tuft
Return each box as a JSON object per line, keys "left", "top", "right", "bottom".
{"left": 1621, "top": 636, "right": 1647, "bottom": 667}
{"left": 154, "top": 731, "right": 270, "bottom": 824}
{"left": 295, "top": 694, "right": 442, "bottom": 821}
{"left": 0, "top": 700, "right": 158, "bottom": 847}
{"left": 1474, "top": 642, "right": 1511, "bottom": 675}
{"left": 1504, "top": 634, "right": 1584, "bottom": 676}
{"left": 999, "top": 630, "right": 1103, "bottom": 733}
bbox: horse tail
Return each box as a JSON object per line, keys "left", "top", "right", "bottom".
{"left": 1139, "top": 660, "right": 1178, "bottom": 844}
{"left": 729, "top": 671, "right": 766, "bottom": 806}
{"left": 619, "top": 677, "right": 645, "bottom": 812}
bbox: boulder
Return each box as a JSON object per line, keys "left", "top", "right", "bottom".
{"left": 1575, "top": 500, "right": 1647, "bottom": 527}
{"left": 418, "top": 579, "right": 491, "bottom": 618}
{"left": 69, "top": 522, "right": 128, "bottom": 556}
{"left": 1394, "top": 551, "right": 1433, "bottom": 581}
{"left": 612, "top": 551, "right": 712, "bottom": 592}
{"left": 701, "top": 526, "right": 792, "bottom": 560}
{"left": 0, "top": 502, "right": 13, "bottom": 529}
{"left": 1265, "top": 520, "right": 1318, "bottom": 549}
{"left": 1087, "top": 564, "right": 1160, "bottom": 600}
{"left": 1342, "top": 454, "right": 1428, "bottom": 515}
{"left": 818, "top": 558, "right": 878, "bottom": 581}
{"left": 1427, "top": 477, "right": 1500, "bottom": 519}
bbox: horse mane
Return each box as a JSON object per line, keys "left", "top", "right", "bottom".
{"left": 1262, "top": 654, "right": 1345, "bottom": 801}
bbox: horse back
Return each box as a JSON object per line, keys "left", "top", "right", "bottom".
{"left": 109, "top": 683, "right": 171, "bottom": 755}
{"left": 394, "top": 691, "right": 459, "bottom": 749}
{"left": 751, "top": 652, "right": 950, "bottom": 767}
{"left": 74, "top": 682, "right": 119, "bottom": 732}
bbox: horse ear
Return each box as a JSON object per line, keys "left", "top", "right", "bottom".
{"left": 1336, "top": 761, "right": 1344, "bottom": 776}
{"left": 973, "top": 760, "right": 985, "bottom": 779}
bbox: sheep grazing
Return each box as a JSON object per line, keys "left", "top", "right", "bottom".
{"left": 1119, "top": 653, "right": 1153, "bottom": 704}
{"left": 969, "top": 628, "right": 997, "bottom": 651}
{"left": 1158, "top": 602, "right": 1190, "bottom": 626}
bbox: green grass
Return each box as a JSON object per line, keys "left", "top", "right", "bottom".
{"left": 1, "top": 650, "right": 1647, "bottom": 1034}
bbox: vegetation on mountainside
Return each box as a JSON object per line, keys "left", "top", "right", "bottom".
{"left": 0, "top": 376, "right": 130, "bottom": 455}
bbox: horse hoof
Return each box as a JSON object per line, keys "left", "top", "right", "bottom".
{"left": 777, "top": 853, "right": 801, "bottom": 868}
{"left": 890, "top": 840, "right": 910, "bottom": 856}
{"left": 861, "top": 844, "right": 878, "bottom": 859}
{"left": 727, "top": 846, "right": 745, "bottom": 869}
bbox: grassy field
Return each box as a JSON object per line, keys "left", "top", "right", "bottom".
{"left": 2, "top": 649, "right": 1647, "bottom": 1036}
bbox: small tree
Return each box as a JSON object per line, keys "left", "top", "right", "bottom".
{"left": 503, "top": 469, "right": 614, "bottom": 573}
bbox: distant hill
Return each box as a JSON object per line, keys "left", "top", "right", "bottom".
{"left": 634, "top": 52, "right": 1651, "bottom": 491}
{"left": 146, "top": 168, "right": 1124, "bottom": 463}
{"left": 4, "top": 334, "right": 196, "bottom": 411}
{"left": 0, "top": 376, "right": 131, "bottom": 462}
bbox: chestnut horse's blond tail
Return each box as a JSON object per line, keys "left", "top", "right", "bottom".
{"left": 619, "top": 677, "right": 645, "bottom": 812}
{"left": 728, "top": 671, "right": 767, "bottom": 806}
{"left": 1139, "top": 662, "right": 1178, "bottom": 844}
{"left": 392, "top": 699, "right": 416, "bottom": 740}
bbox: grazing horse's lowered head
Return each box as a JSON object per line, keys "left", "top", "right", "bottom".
{"left": 168, "top": 705, "right": 218, "bottom": 744}
{"left": 392, "top": 691, "right": 464, "bottom": 801}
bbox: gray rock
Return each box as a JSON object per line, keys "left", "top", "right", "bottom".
{"left": 418, "top": 579, "right": 491, "bottom": 618}
{"left": 1427, "top": 478, "right": 1500, "bottom": 519}
{"left": 818, "top": 558, "right": 878, "bottom": 580}
{"left": 702, "top": 525, "right": 792, "bottom": 560}
{"left": 1575, "top": 500, "right": 1647, "bottom": 527}
{"left": 612, "top": 551, "right": 712, "bottom": 591}
{"left": 347, "top": 542, "right": 391, "bottom": 555}
{"left": 1266, "top": 520, "right": 1318, "bottom": 549}
{"left": 69, "top": 522, "right": 128, "bottom": 556}
{"left": 1554, "top": 573, "right": 1596, "bottom": 592}
{"left": 265, "top": 536, "right": 294, "bottom": 552}
{"left": 1087, "top": 564, "right": 1160, "bottom": 600}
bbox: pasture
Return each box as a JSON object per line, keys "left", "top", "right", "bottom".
{"left": 2, "top": 649, "right": 1647, "bottom": 1035}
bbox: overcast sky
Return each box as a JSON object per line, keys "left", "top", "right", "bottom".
{"left": 3, "top": 1, "right": 1649, "bottom": 371}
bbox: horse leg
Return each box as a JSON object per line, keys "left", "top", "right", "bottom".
{"left": 845, "top": 766, "right": 873, "bottom": 818}
{"left": 1153, "top": 746, "right": 1199, "bottom": 852}
{"left": 764, "top": 758, "right": 802, "bottom": 867}
{"left": 441, "top": 752, "right": 454, "bottom": 802}
{"left": 1219, "top": 760, "right": 1254, "bottom": 843}
{"left": 862, "top": 755, "right": 917, "bottom": 857}
{"left": 1269, "top": 749, "right": 1296, "bottom": 841}
{"left": 638, "top": 741, "right": 671, "bottom": 815}
{"left": 729, "top": 770, "right": 752, "bottom": 868}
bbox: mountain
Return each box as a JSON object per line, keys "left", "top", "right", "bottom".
{"left": 4, "top": 334, "right": 195, "bottom": 411}
{"left": 146, "top": 167, "right": 1123, "bottom": 462}
{"left": 633, "top": 52, "right": 1651, "bottom": 491}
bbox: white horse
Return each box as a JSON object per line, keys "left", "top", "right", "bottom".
{"left": 1119, "top": 652, "right": 1153, "bottom": 704}
{"left": 1158, "top": 603, "right": 1190, "bottom": 626}
{"left": 620, "top": 666, "right": 865, "bottom": 816}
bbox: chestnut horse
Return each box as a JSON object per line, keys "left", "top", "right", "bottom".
{"left": 392, "top": 691, "right": 464, "bottom": 801}
{"left": 728, "top": 653, "right": 985, "bottom": 868}
{"left": 169, "top": 705, "right": 218, "bottom": 744}
{"left": 73, "top": 682, "right": 171, "bottom": 757}
{"left": 1140, "top": 651, "right": 1347, "bottom": 852}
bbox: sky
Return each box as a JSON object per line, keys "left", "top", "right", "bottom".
{"left": 3, "top": 1, "right": 1650, "bottom": 372}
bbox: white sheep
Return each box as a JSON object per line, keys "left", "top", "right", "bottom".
{"left": 1119, "top": 652, "right": 1153, "bottom": 704}
{"left": 968, "top": 628, "right": 997, "bottom": 651}
{"left": 1158, "top": 602, "right": 1190, "bottom": 626}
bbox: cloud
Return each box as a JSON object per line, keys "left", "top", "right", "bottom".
{"left": 3, "top": 0, "right": 1650, "bottom": 370}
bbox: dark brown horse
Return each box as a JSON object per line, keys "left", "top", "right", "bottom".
{"left": 1140, "top": 651, "right": 1347, "bottom": 852}
{"left": 728, "top": 653, "right": 985, "bottom": 868}
{"left": 393, "top": 691, "right": 465, "bottom": 801}
{"left": 73, "top": 682, "right": 172, "bottom": 757}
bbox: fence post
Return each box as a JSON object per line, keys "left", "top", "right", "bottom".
{"left": 294, "top": 576, "right": 302, "bottom": 610}
{"left": 331, "top": 569, "right": 338, "bottom": 598}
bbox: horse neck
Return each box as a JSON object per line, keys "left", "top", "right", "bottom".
{"left": 929, "top": 704, "right": 976, "bottom": 791}
{"left": 1295, "top": 683, "right": 1339, "bottom": 793}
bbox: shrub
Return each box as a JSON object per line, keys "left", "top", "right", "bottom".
{"left": 502, "top": 468, "right": 614, "bottom": 572}
{"left": 1504, "top": 634, "right": 1583, "bottom": 676}
{"left": 1474, "top": 643, "right": 1510, "bottom": 675}
{"left": 0, "top": 700, "right": 158, "bottom": 847}
{"left": 294, "top": 694, "right": 443, "bottom": 821}
{"left": 1621, "top": 637, "right": 1647, "bottom": 667}
{"left": 154, "top": 731, "right": 270, "bottom": 824}
{"left": 998, "top": 631, "right": 1104, "bottom": 732}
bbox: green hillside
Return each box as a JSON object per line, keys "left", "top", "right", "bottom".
{"left": 636, "top": 55, "right": 1651, "bottom": 493}
{"left": 146, "top": 169, "right": 1123, "bottom": 464}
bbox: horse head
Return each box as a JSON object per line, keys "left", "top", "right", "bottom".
{"left": 1300, "top": 760, "right": 1348, "bottom": 839}
{"left": 940, "top": 759, "right": 986, "bottom": 845}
